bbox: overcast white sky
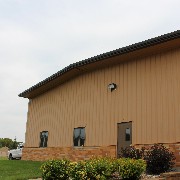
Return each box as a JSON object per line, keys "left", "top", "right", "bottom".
{"left": 0, "top": 0, "right": 179, "bottom": 142}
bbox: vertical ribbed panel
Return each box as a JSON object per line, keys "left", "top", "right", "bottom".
{"left": 26, "top": 48, "right": 180, "bottom": 147}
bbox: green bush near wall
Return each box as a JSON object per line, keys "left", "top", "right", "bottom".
{"left": 41, "top": 159, "right": 70, "bottom": 180}
{"left": 116, "top": 158, "right": 146, "bottom": 180}
{"left": 69, "top": 157, "right": 117, "bottom": 180}
{"left": 41, "top": 157, "right": 146, "bottom": 180}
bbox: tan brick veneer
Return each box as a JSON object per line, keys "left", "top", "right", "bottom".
{"left": 22, "top": 146, "right": 116, "bottom": 161}
{"left": 22, "top": 143, "right": 180, "bottom": 168}
{"left": 160, "top": 172, "right": 180, "bottom": 180}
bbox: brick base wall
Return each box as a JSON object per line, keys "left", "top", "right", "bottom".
{"left": 22, "top": 143, "right": 180, "bottom": 168}
{"left": 22, "top": 146, "right": 116, "bottom": 161}
{"left": 160, "top": 172, "right": 180, "bottom": 180}
{"left": 134, "top": 143, "right": 180, "bottom": 167}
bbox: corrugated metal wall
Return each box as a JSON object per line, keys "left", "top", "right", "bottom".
{"left": 26, "top": 47, "right": 180, "bottom": 147}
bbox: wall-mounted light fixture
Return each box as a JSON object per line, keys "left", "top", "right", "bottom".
{"left": 108, "top": 83, "right": 117, "bottom": 92}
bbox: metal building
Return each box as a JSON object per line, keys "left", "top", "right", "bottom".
{"left": 19, "top": 30, "right": 180, "bottom": 166}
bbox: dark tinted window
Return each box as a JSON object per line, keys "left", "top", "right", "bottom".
{"left": 40, "top": 131, "right": 48, "bottom": 147}
{"left": 73, "top": 127, "right": 85, "bottom": 146}
{"left": 125, "top": 128, "right": 130, "bottom": 141}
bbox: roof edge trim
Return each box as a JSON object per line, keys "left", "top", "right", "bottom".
{"left": 19, "top": 30, "right": 180, "bottom": 98}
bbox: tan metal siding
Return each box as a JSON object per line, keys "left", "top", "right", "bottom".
{"left": 26, "top": 48, "right": 180, "bottom": 147}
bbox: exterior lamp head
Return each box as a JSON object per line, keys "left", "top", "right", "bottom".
{"left": 108, "top": 83, "right": 117, "bottom": 92}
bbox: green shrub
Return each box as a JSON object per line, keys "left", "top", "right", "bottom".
{"left": 68, "top": 161, "right": 87, "bottom": 180}
{"left": 69, "top": 157, "right": 116, "bottom": 180}
{"left": 119, "top": 146, "right": 145, "bottom": 159}
{"left": 116, "top": 158, "right": 146, "bottom": 180}
{"left": 85, "top": 157, "right": 117, "bottom": 179}
{"left": 41, "top": 159, "right": 70, "bottom": 180}
{"left": 144, "top": 144, "right": 175, "bottom": 175}
{"left": 41, "top": 157, "right": 146, "bottom": 180}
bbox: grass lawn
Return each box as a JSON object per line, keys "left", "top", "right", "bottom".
{"left": 0, "top": 157, "right": 43, "bottom": 180}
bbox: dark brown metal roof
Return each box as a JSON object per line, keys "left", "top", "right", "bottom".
{"left": 19, "top": 30, "right": 180, "bottom": 98}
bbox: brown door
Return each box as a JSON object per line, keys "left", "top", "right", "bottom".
{"left": 117, "top": 122, "right": 132, "bottom": 157}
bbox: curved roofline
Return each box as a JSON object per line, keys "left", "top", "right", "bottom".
{"left": 19, "top": 30, "right": 180, "bottom": 98}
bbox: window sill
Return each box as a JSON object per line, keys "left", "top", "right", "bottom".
{"left": 73, "top": 146, "right": 101, "bottom": 149}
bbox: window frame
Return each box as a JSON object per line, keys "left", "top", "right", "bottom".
{"left": 73, "top": 127, "right": 85, "bottom": 147}
{"left": 39, "top": 131, "right": 48, "bottom": 148}
{"left": 125, "top": 128, "right": 131, "bottom": 141}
